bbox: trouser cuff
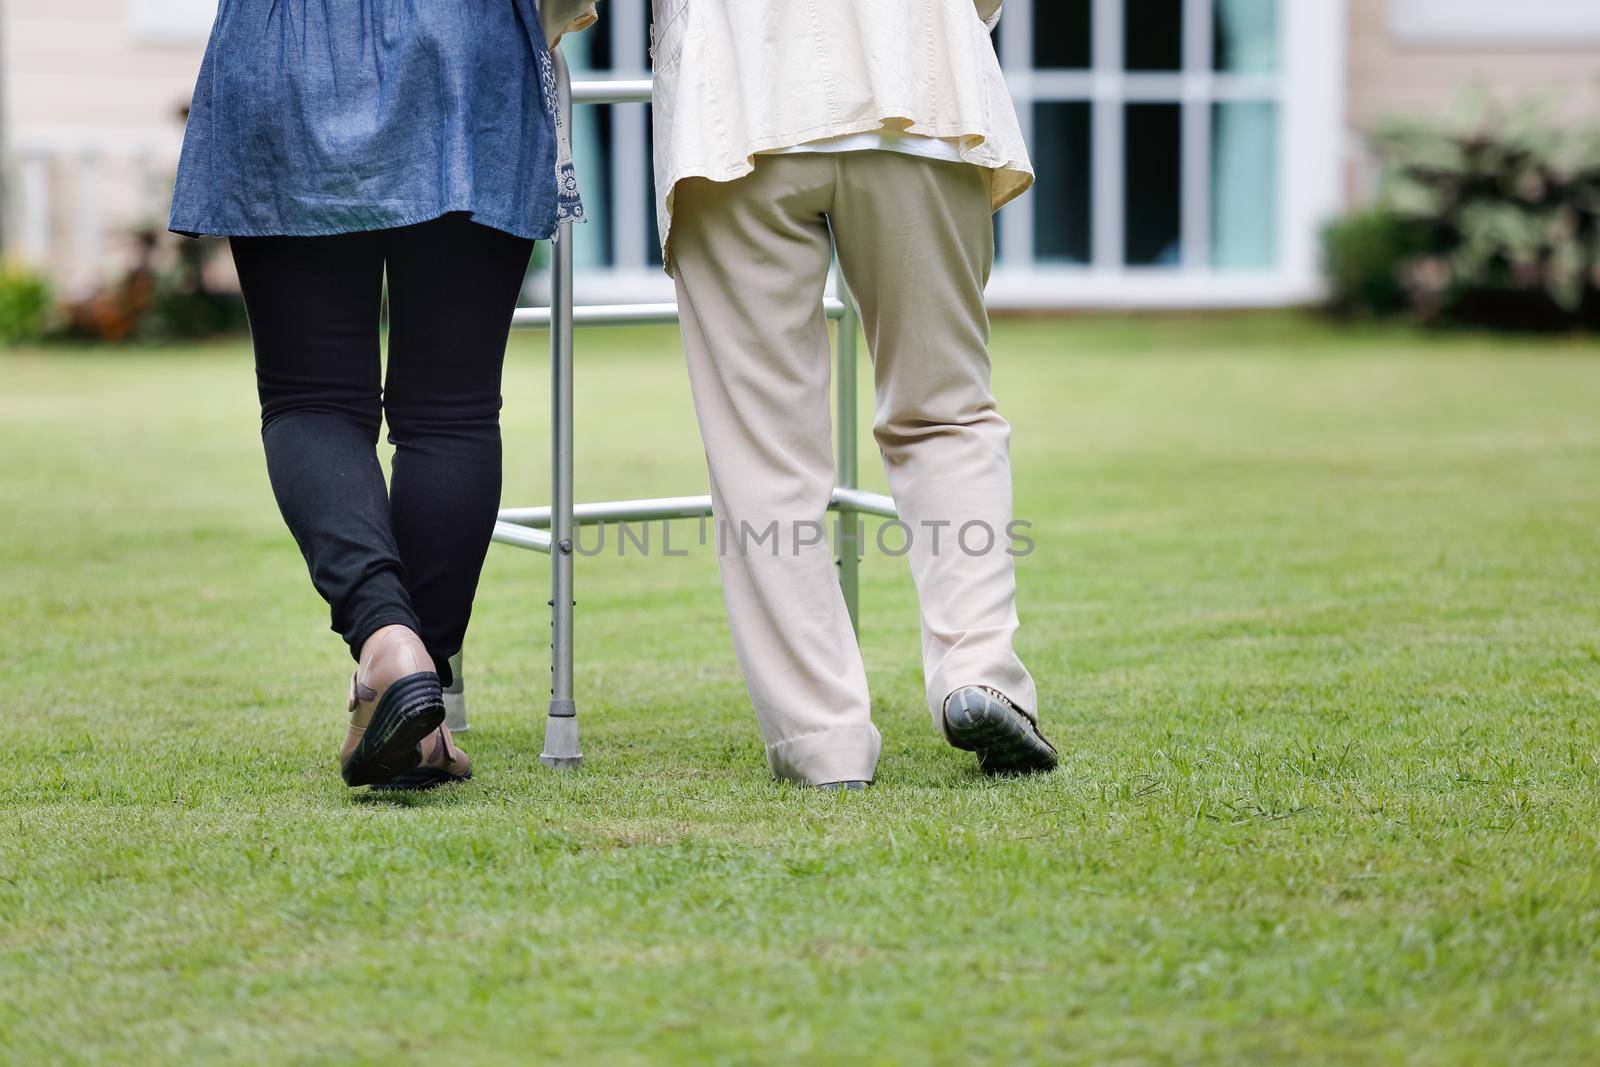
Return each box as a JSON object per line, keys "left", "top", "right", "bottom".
{"left": 765, "top": 724, "right": 882, "bottom": 786}
{"left": 927, "top": 662, "right": 1037, "bottom": 730}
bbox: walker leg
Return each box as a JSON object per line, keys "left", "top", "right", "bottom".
{"left": 834, "top": 263, "right": 863, "bottom": 635}
{"left": 542, "top": 50, "right": 582, "bottom": 770}
{"left": 444, "top": 651, "right": 469, "bottom": 733}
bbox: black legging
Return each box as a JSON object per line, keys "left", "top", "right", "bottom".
{"left": 231, "top": 213, "right": 534, "bottom": 686}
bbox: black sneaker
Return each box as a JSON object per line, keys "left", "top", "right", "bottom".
{"left": 942, "top": 686, "right": 1058, "bottom": 776}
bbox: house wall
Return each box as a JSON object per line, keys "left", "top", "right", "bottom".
{"left": 3, "top": 0, "right": 207, "bottom": 292}
{"left": 1346, "top": 0, "right": 1600, "bottom": 144}
{"left": 6, "top": 1, "right": 1600, "bottom": 304}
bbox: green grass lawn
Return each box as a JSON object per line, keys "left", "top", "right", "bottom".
{"left": 3, "top": 314, "right": 1599, "bottom": 1064}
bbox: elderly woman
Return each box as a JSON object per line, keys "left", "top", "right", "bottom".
{"left": 652, "top": 0, "right": 1056, "bottom": 787}
{"left": 170, "top": 1, "right": 595, "bottom": 789}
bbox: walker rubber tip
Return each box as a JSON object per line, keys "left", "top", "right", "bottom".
{"left": 540, "top": 709, "right": 582, "bottom": 770}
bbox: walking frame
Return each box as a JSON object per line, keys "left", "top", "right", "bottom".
{"left": 449, "top": 53, "right": 898, "bottom": 768}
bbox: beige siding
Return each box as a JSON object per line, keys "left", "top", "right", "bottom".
{"left": 9, "top": 1, "right": 204, "bottom": 137}
{"left": 1348, "top": 0, "right": 1600, "bottom": 132}
{"left": 4, "top": 0, "right": 209, "bottom": 289}
{"left": 1343, "top": 0, "right": 1600, "bottom": 203}
{"left": 8, "top": 0, "right": 1600, "bottom": 292}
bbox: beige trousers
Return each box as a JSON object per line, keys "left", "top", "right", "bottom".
{"left": 669, "top": 151, "right": 1037, "bottom": 785}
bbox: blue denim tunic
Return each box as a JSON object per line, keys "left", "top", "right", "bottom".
{"left": 169, "top": 0, "right": 580, "bottom": 241}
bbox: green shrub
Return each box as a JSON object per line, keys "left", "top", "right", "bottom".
{"left": 60, "top": 231, "right": 246, "bottom": 345}
{"left": 0, "top": 263, "right": 54, "bottom": 346}
{"left": 137, "top": 263, "right": 249, "bottom": 342}
{"left": 1324, "top": 98, "right": 1600, "bottom": 329}
{"left": 1322, "top": 209, "right": 1433, "bottom": 318}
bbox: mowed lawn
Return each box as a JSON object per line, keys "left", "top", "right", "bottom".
{"left": 3, "top": 314, "right": 1599, "bottom": 1064}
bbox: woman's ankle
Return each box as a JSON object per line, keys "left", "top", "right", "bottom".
{"left": 358, "top": 624, "right": 436, "bottom": 682}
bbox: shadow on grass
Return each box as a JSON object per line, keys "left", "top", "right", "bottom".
{"left": 348, "top": 781, "right": 478, "bottom": 808}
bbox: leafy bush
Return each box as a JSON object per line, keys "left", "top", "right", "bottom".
{"left": 1325, "top": 98, "right": 1600, "bottom": 329}
{"left": 1322, "top": 209, "right": 1433, "bottom": 318}
{"left": 0, "top": 263, "right": 54, "bottom": 346}
{"left": 137, "top": 236, "right": 248, "bottom": 341}
{"left": 62, "top": 230, "right": 245, "bottom": 344}
{"left": 139, "top": 271, "right": 249, "bottom": 341}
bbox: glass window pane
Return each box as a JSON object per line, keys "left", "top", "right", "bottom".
{"left": 567, "top": 31, "right": 613, "bottom": 268}
{"left": 1124, "top": 0, "right": 1183, "bottom": 71}
{"left": 1032, "top": 102, "right": 1093, "bottom": 264}
{"left": 1210, "top": 102, "right": 1277, "bottom": 269}
{"left": 646, "top": 110, "right": 663, "bottom": 267}
{"left": 577, "top": 104, "right": 614, "bottom": 268}
{"left": 589, "top": 8, "right": 613, "bottom": 69}
{"left": 1124, "top": 103, "right": 1182, "bottom": 266}
{"left": 1214, "top": 0, "right": 1277, "bottom": 73}
{"left": 1034, "top": 0, "right": 1091, "bottom": 69}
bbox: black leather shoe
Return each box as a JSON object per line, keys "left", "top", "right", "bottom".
{"left": 339, "top": 625, "right": 446, "bottom": 788}
{"left": 942, "top": 686, "right": 1058, "bottom": 776}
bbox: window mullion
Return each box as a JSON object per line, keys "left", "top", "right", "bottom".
{"left": 611, "top": 0, "right": 649, "bottom": 273}
{"left": 1181, "top": 0, "right": 1214, "bottom": 271}
{"left": 1091, "top": 0, "right": 1124, "bottom": 271}
{"left": 999, "top": 3, "right": 1035, "bottom": 268}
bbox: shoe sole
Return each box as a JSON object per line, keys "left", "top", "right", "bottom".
{"left": 944, "top": 690, "right": 1058, "bottom": 777}
{"left": 370, "top": 766, "right": 473, "bottom": 792}
{"left": 341, "top": 671, "right": 447, "bottom": 788}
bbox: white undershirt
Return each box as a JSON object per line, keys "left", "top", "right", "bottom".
{"left": 760, "top": 129, "right": 968, "bottom": 164}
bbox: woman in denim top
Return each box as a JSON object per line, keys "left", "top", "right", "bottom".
{"left": 169, "top": 1, "right": 594, "bottom": 791}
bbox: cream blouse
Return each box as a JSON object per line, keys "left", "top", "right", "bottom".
{"left": 649, "top": 0, "right": 1032, "bottom": 267}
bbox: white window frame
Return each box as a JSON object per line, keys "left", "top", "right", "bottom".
{"left": 606, "top": 0, "right": 653, "bottom": 275}
{"left": 564, "top": 0, "right": 1348, "bottom": 308}
{"left": 1388, "top": 0, "right": 1600, "bottom": 47}
{"left": 989, "top": 0, "right": 1345, "bottom": 308}
{"left": 125, "top": 0, "right": 217, "bottom": 45}
{"left": 555, "top": 0, "right": 667, "bottom": 303}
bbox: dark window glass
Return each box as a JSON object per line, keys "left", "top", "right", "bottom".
{"left": 646, "top": 110, "right": 663, "bottom": 267}
{"left": 588, "top": 10, "right": 613, "bottom": 69}
{"left": 592, "top": 104, "right": 616, "bottom": 267}
{"left": 1124, "top": 103, "right": 1182, "bottom": 266}
{"left": 559, "top": 30, "right": 614, "bottom": 267}
{"left": 1032, "top": 102, "right": 1092, "bottom": 264}
{"left": 1034, "top": 0, "right": 1091, "bottom": 69}
{"left": 1124, "top": 0, "right": 1183, "bottom": 71}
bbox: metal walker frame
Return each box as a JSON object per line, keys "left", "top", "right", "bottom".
{"left": 459, "top": 55, "right": 897, "bottom": 768}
